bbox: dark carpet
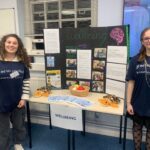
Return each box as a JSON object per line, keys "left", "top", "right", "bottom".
{"left": 17, "top": 123, "right": 141, "bottom": 150}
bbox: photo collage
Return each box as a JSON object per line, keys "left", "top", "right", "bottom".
{"left": 65, "top": 48, "right": 107, "bottom": 93}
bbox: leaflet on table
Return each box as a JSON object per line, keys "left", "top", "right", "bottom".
{"left": 48, "top": 95, "right": 93, "bottom": 107}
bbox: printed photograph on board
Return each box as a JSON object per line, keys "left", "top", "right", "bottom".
{"left": 66, "top": 59, "right": 77, "bottom": 68}
{"left": 94, "top": 48, "right": 107, "bottom": 58}
{"left": 92, "top": 81, "right": 104, "bottom": 92}
{"left": 93, "top": 60, "right": 105, "bottom": 70}
{"left": 66, "top": 69, "right": 76, "bottom": 78}
{"left": 66, "top": 49, "right": 77, "bottom": 59}
{"left": 92, "top": 71, "right": 104, "bottom": 81}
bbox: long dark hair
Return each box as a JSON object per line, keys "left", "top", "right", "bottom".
{"left": 0, "top": 34, "right": 31, "bottom": 68}
{"left": 138, "top": 27, "right": 150, "bottom": 62}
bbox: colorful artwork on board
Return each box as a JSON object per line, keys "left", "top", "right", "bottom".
{"left": 110, "top": 27, "right": 124, "bottom": 45}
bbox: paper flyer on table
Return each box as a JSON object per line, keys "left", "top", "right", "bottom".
{"left": 48, "top": 95, "right": 93, "bottom": 107}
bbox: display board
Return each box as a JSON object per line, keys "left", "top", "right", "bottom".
{"left": 43, "top": 26, "right": 129, "bottom": 99}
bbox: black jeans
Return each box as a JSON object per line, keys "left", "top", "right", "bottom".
{"left": 0, "top": 107, "right": 26, "bottom": 150}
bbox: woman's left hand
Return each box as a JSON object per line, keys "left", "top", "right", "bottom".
{"left": 17, "top": 99, "right": 25, "bottom": 108}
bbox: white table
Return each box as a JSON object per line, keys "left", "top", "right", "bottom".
{"left": 26, "top": 90, "right": 124, "bottom": 149}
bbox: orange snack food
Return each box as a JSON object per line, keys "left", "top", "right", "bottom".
{"left": 98, "top": 94, "right": 120, "bottom": 108}
{"left": 33, "top": 86, "right": 51, "bottom": 97}
{"left": 33, "top": 90, "right": 43, "bottom": 97}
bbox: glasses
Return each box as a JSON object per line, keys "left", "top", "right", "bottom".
{"left": 142, "top": 37, "right": 150, "bottom": 42}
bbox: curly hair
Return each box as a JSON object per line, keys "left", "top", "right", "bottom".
{"left": 138, "top": 27, "right": 150, "bottom": 62}
{"left": 0, "top": 34, "right": 31, "bottom": 68}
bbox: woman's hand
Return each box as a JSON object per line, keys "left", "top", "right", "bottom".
{"left": 126, "top": 80, "right": 135, "bottom": 115}
{"left": 17, "top": 100, "right": 25, "bottom": 108}
{"left": 127, "top": 103, "right": 134, "bottom": 115}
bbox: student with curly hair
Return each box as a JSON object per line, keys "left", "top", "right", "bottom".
{"left": 0, "top": 34, "right": 31, "bottom": 150}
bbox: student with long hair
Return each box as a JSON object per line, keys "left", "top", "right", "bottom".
{"left": 126, "top": 27, "right": 150, "bottom": 150}
{"left": 0, "top": 34, "right": 31, "bottom": 150}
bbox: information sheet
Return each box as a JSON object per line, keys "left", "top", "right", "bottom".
{"left": 77, "top": 50, "right": 91, "bottom": 79}
{"left": 44, "top": 29, "right": 60, "bottom": 54}
{"left": 106, "top": 63, "right": 127, "bottom": 81}
{"left": 107, "top": 46, "right": 127, "bottom": 64}
{"left": 106, "top": 79, "right": 125, "bottom": 99}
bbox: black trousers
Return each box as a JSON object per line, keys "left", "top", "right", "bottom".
{"left": 0, "top": 107, "right": 26, "bottom": 150}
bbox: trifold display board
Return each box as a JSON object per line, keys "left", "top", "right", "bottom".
{"left": 44, "top": 25, "right": 129, "bottom": 99}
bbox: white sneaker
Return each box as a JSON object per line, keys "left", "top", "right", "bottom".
{"left": 14, "top": 144, "right": 24, "bottom": 150}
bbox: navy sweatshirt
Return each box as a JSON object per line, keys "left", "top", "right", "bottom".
{"left": 126, "top": 55, "right": 150, "bottom": 116}
{"left": 0, "top": 61, "right": 30, "bottom": 112}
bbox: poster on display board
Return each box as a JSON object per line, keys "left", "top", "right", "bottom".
{"left": 43, "top": 26, "right": 129, "bottom": 99}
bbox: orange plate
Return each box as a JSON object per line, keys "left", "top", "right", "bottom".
{"left": 98, "top": 98, "right": 118, "bottom": 108}
{"left": 98, "top": 98, "right": 111, "bottom": 106}
{"left": 110, "top": 103, "right": 118, "bottom": 108}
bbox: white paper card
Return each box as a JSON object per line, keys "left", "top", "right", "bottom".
{"left": 50, "top": 104, "right": 83, "bottom": 131}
